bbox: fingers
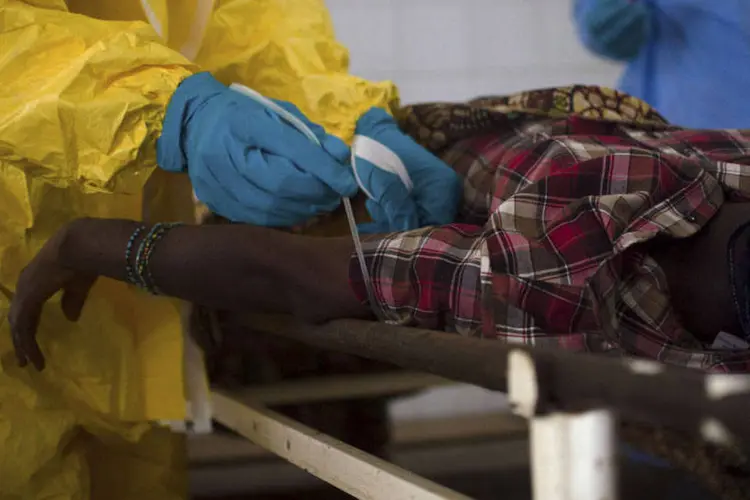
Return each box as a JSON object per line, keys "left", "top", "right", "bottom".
{"left": 194, "top": 168, "right": 341, "bottom": 227}
{"left": 274, "top": 125, "right": 359, "bottom": 197}
{"left": 11, "top": 274, "right": 93, "bottom": 371}
{"left": 9, "top": 261, "right": 74, "bottom": 371}
{"left": 61, "top": 275, "right": 96, "bottom": 322}
{"left": 269, "top": 100, "right": 352, "bottom": 164}
{"left": 232, "top": 110, "right": 358, "bottom": 198}
{"left": 9, "top": 299, "right": 45, "bottom": 371}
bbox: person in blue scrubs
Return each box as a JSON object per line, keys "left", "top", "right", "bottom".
{"left": 574, "top": 0, "right": 750, "bottom": 129}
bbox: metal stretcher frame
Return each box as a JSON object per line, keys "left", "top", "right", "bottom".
{"left": 209, "top": 315, "right": 750, "bottom": 500}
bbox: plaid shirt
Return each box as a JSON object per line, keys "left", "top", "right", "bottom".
{"left": 349, "top": 116, "right": 750, "bottom": 372}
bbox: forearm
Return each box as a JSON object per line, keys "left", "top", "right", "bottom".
{"left": 59, "top": 218, "right": 365, "bottom": 319}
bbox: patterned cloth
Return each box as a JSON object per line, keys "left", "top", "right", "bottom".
{"left": 397, "top": 84, "right": 667, "bottom": 153}
{"left": 351, "top": 85, "right": 750, "bottom": 373}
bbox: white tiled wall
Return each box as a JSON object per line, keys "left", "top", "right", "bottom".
{"left": 326, "top": 0, "right": 622, "bottom": 419}
{"left": 327, "top": 0, "right": 623, "bottom": 104}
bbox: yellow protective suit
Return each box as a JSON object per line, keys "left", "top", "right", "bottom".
{"left": 0, "top": 2, "right": 196, "bottom": 499}
{"left": 65, "top": 0, "right": 400, "bottom": 142}
{"left": 0, "top": 0, "right": 398, "bottom": 498}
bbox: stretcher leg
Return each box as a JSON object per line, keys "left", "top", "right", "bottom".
{"left": 530, "top": 409, "right": 617, "bottom": 500}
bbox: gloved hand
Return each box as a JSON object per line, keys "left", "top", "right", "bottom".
{"left": 157, "top": 72, "right": 357, "bottom": 227}
{"left": 574, "top": 0, "right": 652, "bottom": 61}
{"left": 353, "top": 107, "right": 462, "bottom": 233}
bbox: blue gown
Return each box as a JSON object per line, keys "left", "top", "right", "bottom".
{"left": 575, "top": 0, "right": 750, "bottom": 129}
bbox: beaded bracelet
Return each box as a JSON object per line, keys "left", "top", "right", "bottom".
{"left": 125, "top": 225, "right": 146, "bottom": 286}
{"left": 140, "top": 222, "right": 182, "bottom": 294}
{"left": 130, "top": 222, "right": 182, "bottom": 294}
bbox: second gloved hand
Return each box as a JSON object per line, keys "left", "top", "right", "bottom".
{"left": 156, "top": 72, "right": 357, "bottom": 227}
{"left": 353, "top": 107, "right": 462, "bottom": 233}
{"left": 574, "top": 0, "right": 652, "bottom": 61}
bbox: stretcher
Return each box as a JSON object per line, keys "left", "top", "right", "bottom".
{"left": 193, "top": 315, "right": 750, "bottom": 500}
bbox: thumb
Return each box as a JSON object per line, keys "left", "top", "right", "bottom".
{"left": 61, "top": 275, "right": 97, "bottom": 322}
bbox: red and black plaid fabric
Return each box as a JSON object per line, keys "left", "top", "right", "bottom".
{"left": 349, "top": 116, "right": 750, "bottom": 372}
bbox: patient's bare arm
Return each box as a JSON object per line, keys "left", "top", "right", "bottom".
{"left": 9, "top": 218, "right": 370, "bottom": 370}
{"left": 11, "top": 202, "right": 749, "bottom": 371}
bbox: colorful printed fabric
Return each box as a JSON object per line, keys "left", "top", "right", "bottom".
{"left": 351, "top": 86, "right": 750, "bottom": 373}
{"left": 397, "top": 84, "right": 668, "bottom": 153}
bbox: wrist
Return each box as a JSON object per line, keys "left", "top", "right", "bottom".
{"left": 57, "top": 217, "right": 142, "bottom": 281}
{"left": 57, "top": 218, "right": 92, "bottom": 270}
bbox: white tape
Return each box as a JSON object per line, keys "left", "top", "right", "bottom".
{"left": 228, "top": 82, "right": 390, "bottom": 322}
{"left": 229, "top": 83, "right": 321, "bottom": 145}
{"left": 352, "top": 135, "right": 413, "bottom": 201}
{"left": 230, "top": 83, "right": 413, "bottom": 200}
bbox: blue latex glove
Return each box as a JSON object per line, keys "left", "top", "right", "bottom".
{"left": 353, "top": 108, "right": 462, "bottom": 234}
{"left": 157, "top": 72, "right": 357, "bottom": 227}
{"left": 574, "top": 0, "right": 652, "bottom": 61}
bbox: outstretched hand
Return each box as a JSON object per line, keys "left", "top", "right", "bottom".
{"left": 9, "top": 226, "right": 96, "bottom": 371}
